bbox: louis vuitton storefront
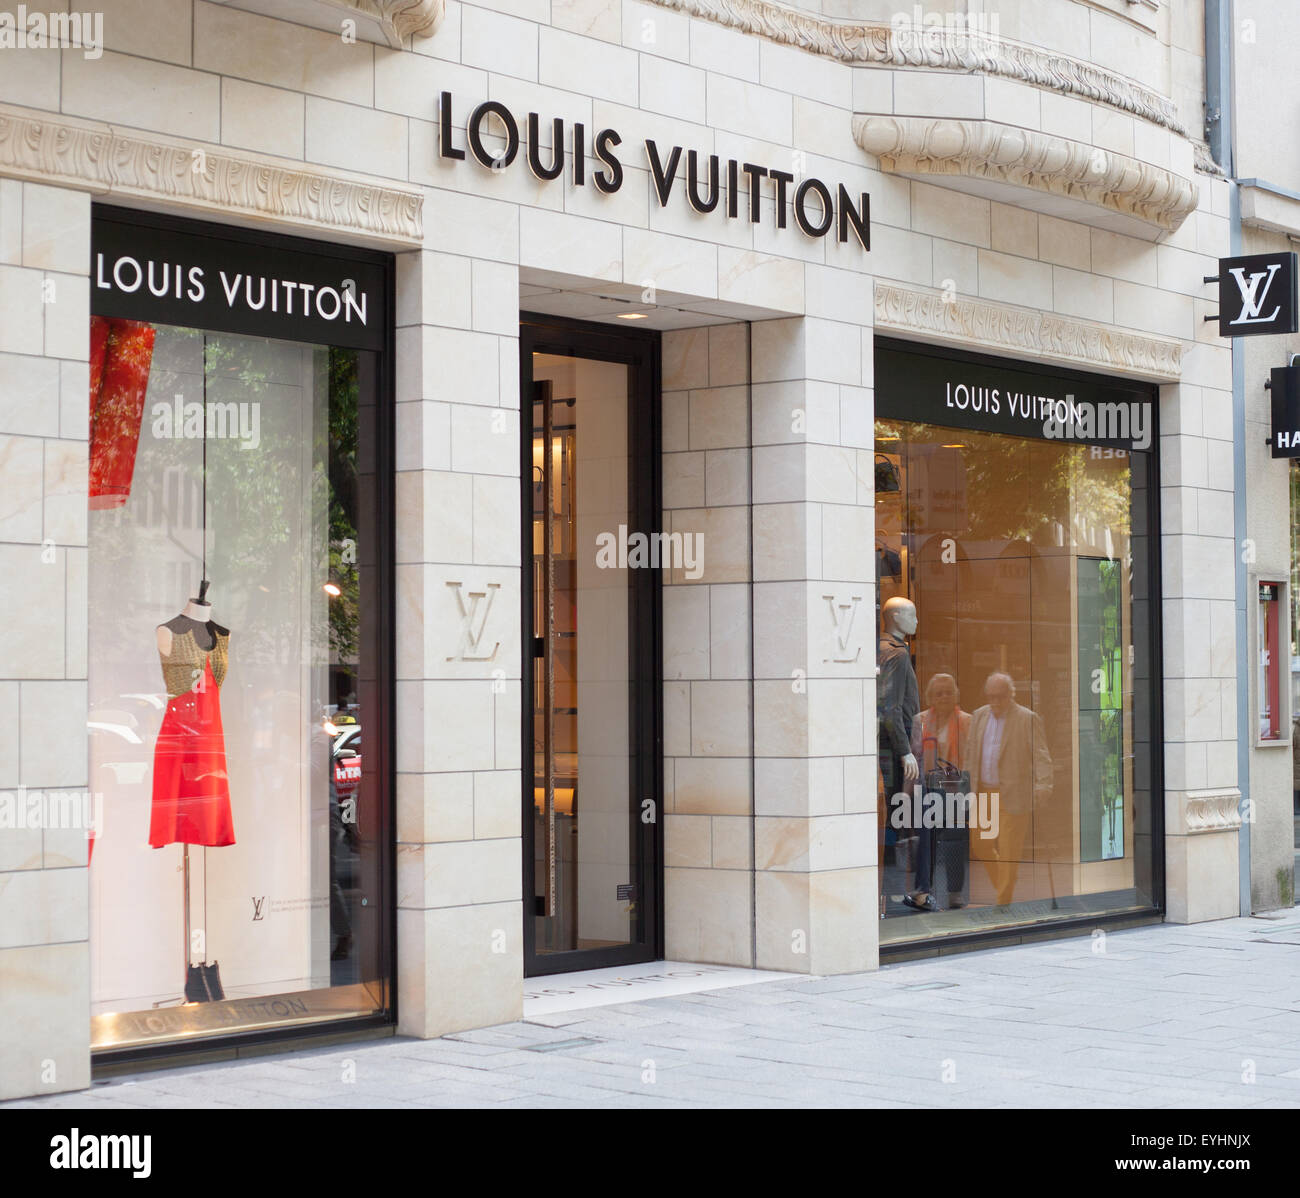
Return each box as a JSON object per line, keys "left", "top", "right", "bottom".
{"left": 0, "top": 0, "right": 1249, "bottom": 1101}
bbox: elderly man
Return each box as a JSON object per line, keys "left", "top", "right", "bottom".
{"left": 966, "top": 672, "right": 1054, "bottom": 906}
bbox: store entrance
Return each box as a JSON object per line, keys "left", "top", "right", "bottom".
{"left": 520, "top": 316, "right": 662, "bottom": 976}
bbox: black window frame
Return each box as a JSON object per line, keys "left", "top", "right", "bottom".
{"left": 519, "top": 312, "right": 665, "bottom": 977}
{"left": 873, "top": 336, "right": 1165, "bottom": 957}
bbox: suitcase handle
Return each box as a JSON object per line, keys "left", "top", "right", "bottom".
{"left": 930, "top": 755, "right": 964, "bottom": 784}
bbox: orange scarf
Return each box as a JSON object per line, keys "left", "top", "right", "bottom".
{"left": 920, "top": 709, "right": 963, "bottom": 769}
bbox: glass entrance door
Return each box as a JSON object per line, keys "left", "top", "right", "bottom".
{"left": 521, "top": 317, "right": 661, "bottom": 975}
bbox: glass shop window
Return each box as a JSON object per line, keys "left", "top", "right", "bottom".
{"left": 875, "top": 415, "right": 1157, "bottom": 942}
{"left": 87, "top": 316, "right": 386, "bottom": 1049}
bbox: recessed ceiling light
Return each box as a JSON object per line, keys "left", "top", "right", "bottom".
{"left": 616, "top": 312, "right": 649, "bottom": 319}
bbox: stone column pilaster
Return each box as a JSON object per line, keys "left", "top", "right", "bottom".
{"left": 0, "top": 182, "right": 92, "bottom": 1099}
{"left": 394, "top": 247, "right": 524, "bottom": 1035}
{"left": 750, "top": 313, "right": 877, "bottom": 975}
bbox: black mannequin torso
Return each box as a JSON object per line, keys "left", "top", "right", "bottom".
{"left": 161, "top": 613, "right": 229, "bottom": 653}
{"left": 156, "top": 596, "right": 231, "bottom": 660}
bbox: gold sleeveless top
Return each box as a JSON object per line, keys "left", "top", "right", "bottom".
{"left": 159, "top": 627, "right": 230, "bottom": 697}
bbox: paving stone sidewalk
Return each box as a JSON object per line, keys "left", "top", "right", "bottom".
{"left": 11, "top": 916, "right": 1300, "bottom": 1109}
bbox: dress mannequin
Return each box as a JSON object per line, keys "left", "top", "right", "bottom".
{"left": 151, "top": 580, "right": 234, "bottom": 849}
{"left": 151, "top": 579, "right": 235, "bottom": 1003}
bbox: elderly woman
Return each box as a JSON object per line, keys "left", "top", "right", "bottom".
{"left": 903, "top": 673, "right": 971, "bottom": 912}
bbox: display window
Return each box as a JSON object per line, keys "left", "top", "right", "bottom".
{"left": 1258, "top": 580, "right": 1285, "bottom": 743}
{"left": 87, "top": 209, "right": 393, "bottom": 1052}
{"left": 874, "top": 341, "right": 1162, "bottom": 944}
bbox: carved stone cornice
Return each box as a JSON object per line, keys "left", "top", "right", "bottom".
{"left": 0, "top": 104, "right": 423, "bottom": 246}
{"left": 1171, "top": 789, "right": 1244, "bottom": 835}
{"left": 874, "top": 281, "right": 1183, "bottom": 382}
{"left": 333, "top": 0, "right": 443, "bottom": 46}
{"left": 647, "top": 0, "right": 1185, "bottom": 135}
{"left": 1185, "top": 792, "right": 1243, "bottom": 833}
{"left": 854, "top": 115, "right": 1198, "bottom": 235}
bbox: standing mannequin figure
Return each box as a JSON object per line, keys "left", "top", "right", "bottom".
{"left": 151, "top": 583, "right": 235, "bottom": 1004}
{"left": 878, "top": 596, "right": 920, "bottom": 888}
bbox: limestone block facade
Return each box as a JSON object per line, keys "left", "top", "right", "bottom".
{"left": 0, "top": 0, "right": 1258, "bottom": 1100}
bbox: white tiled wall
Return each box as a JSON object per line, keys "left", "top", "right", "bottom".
{"left": 0, "top": 180, "right": 91, "bottom": 1102}
{"left": 662, "top": 323, "right": 756, "bottom": 966}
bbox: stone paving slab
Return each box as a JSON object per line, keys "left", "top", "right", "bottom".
{"left": 10, "top": 917, "right": 1300, "bottom": 1109}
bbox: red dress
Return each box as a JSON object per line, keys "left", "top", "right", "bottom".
{"left": 149, "top": 627, "right": 235, "bottom": 848}
{"left": 88, "top": 316, "right": 156, "bottom": 510}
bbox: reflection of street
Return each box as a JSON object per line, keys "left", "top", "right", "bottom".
{"left": 327, "top": 717, "right": 360, "bottom": 980}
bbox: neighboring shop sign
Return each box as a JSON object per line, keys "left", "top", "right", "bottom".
{"left": 875, "top": 344, "right": 1154, "bottom": 450}
{"left": 91, "top": 212, "right": 389, "bottom": 352}
{"left": 438, "top": 92, "right": 871, "bottom": 252}
{"left": 1268, "top": 363, "right": 1300, "bottom": 457}
{"left": 1212, "top": 251, "right": 1298, "bottom": 337}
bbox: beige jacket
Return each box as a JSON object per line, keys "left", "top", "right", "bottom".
{"left": 966, "top": 702, "right": 1054, "bottom": 814}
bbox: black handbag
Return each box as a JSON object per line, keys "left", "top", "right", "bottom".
{"left": 874, "top": 453, "right": 900, "bottom": 494}
{"left": 923, "top": 757, "right": 971, "bottom": 830}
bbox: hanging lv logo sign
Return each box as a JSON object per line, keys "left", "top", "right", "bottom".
{"left": 1227, "top": 263, "right": 1282, "bottom": 326}
{"left": 1216, "top": 252, "right": 1298, "bottom": 336}
{"left": 446, "top": 581, "right": 502, "bottom": 662}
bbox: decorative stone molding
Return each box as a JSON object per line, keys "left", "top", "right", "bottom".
{"left": 0, "top": 104, "right": 423, "bottom": 246}
{"left": 334, "top": 0, "right": 443, "bottom": 46}
{"left": 1180, "top": 790, "right": 1244, "bottom": 835}
{"left": 647, "top": 0, "right": 1185, "bottom": 135}
{"left": 874, "top": 281, "right": 1183, "bottom": 382}
{"left": 1193, "top": 140, "right": 1226, "bottom": 179}
{"left": 855, "top": 115, "right": 1198, "bottom": 235}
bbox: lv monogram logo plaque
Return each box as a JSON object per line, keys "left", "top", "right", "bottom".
{"left": 446, "top": 581, "right": 502, "bottom": 662}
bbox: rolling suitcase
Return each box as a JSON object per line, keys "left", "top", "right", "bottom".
{"left": 924, "top": 756, "right": 971, "bottom": 908}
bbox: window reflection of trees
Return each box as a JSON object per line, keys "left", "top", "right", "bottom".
{"left": 196, "top": 336, "right": 361, "bottom": 671}
{"left": 325, "top": 348, "right": 360, "bottom": 665}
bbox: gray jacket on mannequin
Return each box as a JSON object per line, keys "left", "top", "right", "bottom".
{"left": 877, "top": 631, "right": 919, "bottom": 773}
